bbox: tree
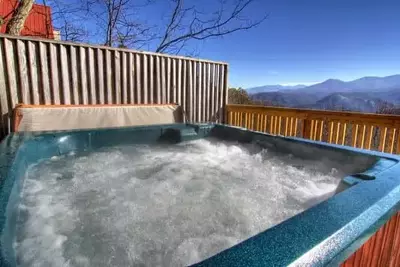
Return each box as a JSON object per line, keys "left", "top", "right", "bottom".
{"left": 229, "top": 88, "right": 253, "bottom": 104}
{"left": 228, "top": 87, "right": 266, "bottom": 105}
{"left": 376, "top": 103, "right": 400, "bottom": 115}
{"left": 4, "top": 0, "right": 34, "bottom": 35}
{"left": 1, "top": 0, "right": 267, "bottom": 54}
{"left": 155, "top": 0, "right": 267, "bottom": 53}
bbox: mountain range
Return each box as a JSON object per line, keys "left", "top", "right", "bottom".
{"left": 248, "top": 75, "right": 400, "bottom": 112}
{"left": 246, "top": 84, "right": 306, "bottom": 94}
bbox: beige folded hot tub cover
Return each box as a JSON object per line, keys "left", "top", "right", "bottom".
{"left": 13, "top": 104, "right": 183, "bottom": 132}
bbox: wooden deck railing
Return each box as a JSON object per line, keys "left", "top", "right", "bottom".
{"left": 226, "top": 104, "right": 400, "bottom": 154}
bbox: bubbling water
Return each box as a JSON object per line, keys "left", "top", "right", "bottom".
{"left": 15, "top": 139, "right": 342, "bottom": 266}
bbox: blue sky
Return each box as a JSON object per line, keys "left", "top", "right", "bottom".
{"left": 44, "top": 0, "right": 400, "bottom": 88}
{"left": 200, "top": 0, "right": 400, "bottom": 88}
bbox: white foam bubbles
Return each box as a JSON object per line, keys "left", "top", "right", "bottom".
{"left": 15, "top": 139, "right": 343, "bottom": 266}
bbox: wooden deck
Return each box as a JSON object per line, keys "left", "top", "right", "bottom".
{"left": 226, "top": 104, "right": 400, "bottom": 266}
{"left": 226, "top": 104, "right": 400, "bottom": 154}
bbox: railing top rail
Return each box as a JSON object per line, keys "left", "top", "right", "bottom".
{"left": 227, "top": 104, "right": 400, "bottom": 126}
{"left": 0, "top": 33, "right": 228, "bottom": 66}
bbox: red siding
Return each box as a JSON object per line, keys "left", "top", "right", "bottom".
{"left": 0, "top": 0, "right": 54, "bottom": 39}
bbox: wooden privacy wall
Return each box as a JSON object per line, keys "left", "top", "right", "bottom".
{"left": 227, "top": 104, "right": 400, "bottom": 154}
{"left": 341, "top": 212, "right": 400, "bottom": 267}
{"left": 0, "top": 34, "right": 228, "bottom": 135}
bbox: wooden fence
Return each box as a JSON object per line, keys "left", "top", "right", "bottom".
{"left": 227, "top": 104, "right": 400, "bottom": 154}
{"left": 0, "top": 34, "right": 228, "bottom": 136}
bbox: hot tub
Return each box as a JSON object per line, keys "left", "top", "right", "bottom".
{"left": 1, "top": 123, "right": 399, "bottom": 266}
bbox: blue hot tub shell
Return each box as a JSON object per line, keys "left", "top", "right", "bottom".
{"left": 0, "top": 123, "right": 400, "bottom": 266}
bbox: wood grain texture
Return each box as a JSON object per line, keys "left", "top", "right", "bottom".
{"left": 0, "top": 35, "right": 227, "bottom": 133}
{"left": 341, "top": 212, "right": 400, "bottom": 267}
{"left": 227, "top": 104, "right": 400, "bottom": 154}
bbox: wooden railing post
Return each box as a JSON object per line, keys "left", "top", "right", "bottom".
{"left": 225, "top": 104, "right": 400, "bottom": 154}
{"left": 302, "top": 118, "right": 312, "bottom": 139}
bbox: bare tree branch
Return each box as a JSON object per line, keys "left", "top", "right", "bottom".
{"left": 156, "top": 0, "right": 267, "bottom": 53}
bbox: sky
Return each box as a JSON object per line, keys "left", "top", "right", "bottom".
{"left": 42, "top": 0, "right": 400, "bottom": 88}
{"left": 199, "top": 0, "right": 400, "bottom": 88}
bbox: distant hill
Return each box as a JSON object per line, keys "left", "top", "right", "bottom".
{"left": 295, "top": 74, "right": 400, "bottom": 98}
{"left": 251, "top": 91, "right": 318, "bottom": 107}
{"left": 246, "top": 84, "right": 306, "bottom": 94}
{"left": 251, "top": 89, "right": 400, "bottom": 113}
{"left": 248, "top": 74, "right": 400, "bottom": 96}
{"left": 249, "top": 74, "right": 400, "bottom": 112}
{"left": 308, "top": 93, "right": 394, "bottom": 112}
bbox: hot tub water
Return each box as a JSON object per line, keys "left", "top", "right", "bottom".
{"left": 15, "top": 139, "right": 342, "bottom": 266}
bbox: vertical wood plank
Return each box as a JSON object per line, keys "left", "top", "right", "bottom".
{"left": 149, "top": 55, "right": 154, "bottom": 104}
{"left": 95, "top": 48, "right": 104, "bottom": 104}
{"left": 27, "top": 41, "right": 39, "bottom": 104}
{"left": 114, "top": 50, "right": 121, "bottom": 104}
{"left": 365, "top": 125, "right": 374, "bottom": 150}
{"left": 379, "top": 127, "right": 388, "bottom": 152}
{"left": 290, "top": 117, "right": 294, "bottom": 136}
{"left": 360, "top": 125, "right": 367, "bottom": 149}
{"left": 197, "top": 62, "right": 202, "bottom": 122}
{"left": 219, "top": 64, "right": 225, "bottom": 123}
{"left": 60, "top": 44, "right": 70, "bottom": 104}
{"left": 223, "top": 65, "right": 228, "bottom": 124}
{"left": 329, "top": 121, "right": 334, "bottom": 143}
{"left": 211, "top": 64, "right": 216, "bottom": 121}
{"left": 87, "top": 48, "right": 96, "bottom": 104}
{"left": 79, "top": 46, "right": 88, "bottom": 104}
{"left": 269, "top": 116, "right": 274, "bottom": 134}
{"left": 352, "top": 124, "right": 359, "bottom": 147}
{"left": 16, "top": 40, "right": 30, "bottom": 104}
{"left": 121, "top": 52, "right": 128, "bottom": 104}
{"left": 142, "top": 54, "right": 148, "bottom": 104}
{"left": 187, "top": 60, "right": 193, "bottom": 122}
{"left": 172, "top": 58, "right": 177, "bottom": 104}
{"left": 205, "top": 63, "right": 211, "bottom": 121}
{"left": 4, "top": 39, "right": 19, "bottom": 110}
{"left": 105, "top": 50, "right": 112, "bottom": 103}
{"left": 201, "top": 62, "right": 207, "bottom": 122}
{"left": 177, "top": 59, "right": 182, "bottom": 106}
{"left": 70, "top": 46, "right": 79, "bottom": 104}
{"left": 49, "top": 43, "right": 60, "bottom": 104}
{"left": 335, "top": 122, "right": 341, "bottom": 144}
{"left": 341, "top": 123, "right": 347, "bottom": 145}
{"left": 285, "top": 118, "right": 289, "bottom": 136}
{"left": 39, "top": 42, "right": 51, "bottom": 104}
{"left": 166, "top": 57, "right": 171, "bottom": 103}
{"left": 313, "top": 120, "right": 318, "bottom": 141}
{"left": 0, "top": 39, "right": 9, "bottom": 132}
{"left": 181, "top": 60, "right": 186, "bottom": 120}
{"left": 155, "top": 56, "right": 161, "bottom": 104}
{"left": 192, "top": 61, "right": 197, "bottom": 122}
{"left": 127, "top": 52, "right": 134, "bottom": 103}
{"left": 319, "top": 121, "right": 324, "bottom": 141}
{"left": 278, "top": 116, "right": 282, "bottom": 135}
{"left": 160, "top": 57, "right": 166, "bottom": 103}
{"left": 135, "top": 54, "right": 141, "bottom": 103}
{"left": 388, "top": 128, "right": 396, "bottom": 155}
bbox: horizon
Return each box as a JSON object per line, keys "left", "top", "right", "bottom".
{"left": 247, "top": 73, "right": 400, "bottom": 89}
{"left": 38, "top": 0, "right": 400, "bottom": 89}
